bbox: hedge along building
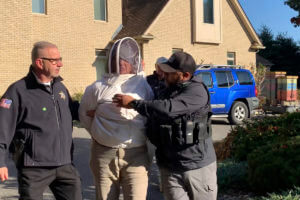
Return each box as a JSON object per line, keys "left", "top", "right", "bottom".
{"left": 0, "top": 0, "right": 264, "bottom": 95}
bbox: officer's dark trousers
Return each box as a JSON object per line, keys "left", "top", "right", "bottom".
{"left": 17, "top": 164, "right": 82, "bottom": 200}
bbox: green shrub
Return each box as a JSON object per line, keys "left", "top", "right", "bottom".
{"left": 218, "top": 113, "right": 300, "bottom": 194}
{"left": 247, "top": 136, "right": 300, "bottom": 193}
{"left": 72, "top": 92, "right": 83, "bottom": 102}
{"left": 251, "top": 187, "right": 300, "bottom": 200}
{"left": 217, "top": 160, "right": 249, "bottom": 192}
{"left": 230, "top": 112, "right": 300, "bottom": 161}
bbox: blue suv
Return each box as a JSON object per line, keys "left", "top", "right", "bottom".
{"left": 194, "top": 65, "right": 259, "bottom": 124}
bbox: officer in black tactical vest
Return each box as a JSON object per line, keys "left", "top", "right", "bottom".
{"left": 113, "top": 51, "right": 217, "bottom": 200}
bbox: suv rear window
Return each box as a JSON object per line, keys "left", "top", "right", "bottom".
{"left": 215, "top": 71, "right": 234, "bottom": 87}
{"left": 197, "top": 72, "right": 213, "bottom": 88}
{"left": 236, "top": 71, "right": 253, "bottom": 85}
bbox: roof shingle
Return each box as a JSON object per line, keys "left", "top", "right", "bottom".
{"left": 115, "top": 0, "right": 169, "bottom": 39}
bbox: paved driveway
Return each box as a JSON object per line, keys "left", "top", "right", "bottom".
{"left": 0, "top": 119, "right": 232, "bottom": 200}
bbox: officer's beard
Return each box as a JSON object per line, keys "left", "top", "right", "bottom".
{"left": 165, "top": 76, "right": 184, "bottom": 88}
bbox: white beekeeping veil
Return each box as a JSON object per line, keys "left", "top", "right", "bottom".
{"left": 108, "top": 37, "right": 142, "bottom": 75}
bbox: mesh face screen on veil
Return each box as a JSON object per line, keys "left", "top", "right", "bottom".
{"left": 109, "top": 37, "right": 141, "bottom": 74}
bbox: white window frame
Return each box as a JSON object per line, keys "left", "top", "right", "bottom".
{"left": 192, "top": 0, "right": 222, "bottom": 44}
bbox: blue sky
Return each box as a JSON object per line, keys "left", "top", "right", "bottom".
{"left": 239, "top": 0, "right": 300, "bottom": 43}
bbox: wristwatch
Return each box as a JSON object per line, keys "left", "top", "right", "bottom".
{"left": 129, "top": 100, "right": 138, "bottom": 108}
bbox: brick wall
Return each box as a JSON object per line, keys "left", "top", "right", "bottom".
{"left": 0, "top": 1, "right": 32, "bottom": 94}
{"left": 0, "top": 0, "right": 257, "bottom": 95}
{"left": 0, "top": 0, "right": 122, "bottom": 95}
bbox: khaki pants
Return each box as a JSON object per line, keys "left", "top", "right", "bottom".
{"left": 160, "top": 161, "right": 218, "bottom": 200}
{"left": 90, "top": 140, "right": 149, "bottom": 200}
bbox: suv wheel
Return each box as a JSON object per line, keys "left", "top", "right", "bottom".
{"left": 229, "top": 101, "right": 249, "bottom": 125}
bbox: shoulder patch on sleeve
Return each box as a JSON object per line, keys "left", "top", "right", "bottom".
{"left": 0, "top": 98, "right": 12, "bottom": 109}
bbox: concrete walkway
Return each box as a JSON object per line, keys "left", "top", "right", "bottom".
{"left": 0, "top": 120, "right": 231, "bottom": 199}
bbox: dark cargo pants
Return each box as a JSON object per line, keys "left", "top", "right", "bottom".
{"left": 17, "top": 164, "right": 82, "bottom": 200}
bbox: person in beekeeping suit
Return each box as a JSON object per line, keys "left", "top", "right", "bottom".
{"left": 79, "top": 37, "right": 154, "bottom": 200}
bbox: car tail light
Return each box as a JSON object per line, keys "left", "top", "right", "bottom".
{"left": 255, "top": 86, "right": 258, "bottom": 96}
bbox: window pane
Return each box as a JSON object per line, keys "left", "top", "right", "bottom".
{"left": 236, "top": 71, "right": 253, "bottom": 85}
{"left": 227, "top": 60, "right": 234, "bottom": 65}
{"left": 227, "top": 52, "right": 236, "bottom": 65}
{"left": 216, "top": 71, "right": 228, "bottom": 87}
{"left": 226, "top": 71, "right": 234, "bottom": 86}
{"left": 95, "top": 49, "right": 108, "bottom": 80}
{"left": 199, "top": 72, "right": 213, "bottom": 88}
{"left": 216, "top": 71, "right": 234, "bottom": 87}
{"left": 32, "top": 0, "right": 45, "bottom": 14}
{"left": 227, "top": 52, "right": 234, "bottom": 58}
{"left": 203, "top": 0, "right": 214, "bottom": 24}
{"left": 94, "top": 0, "right": 106, "bottom": 21}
